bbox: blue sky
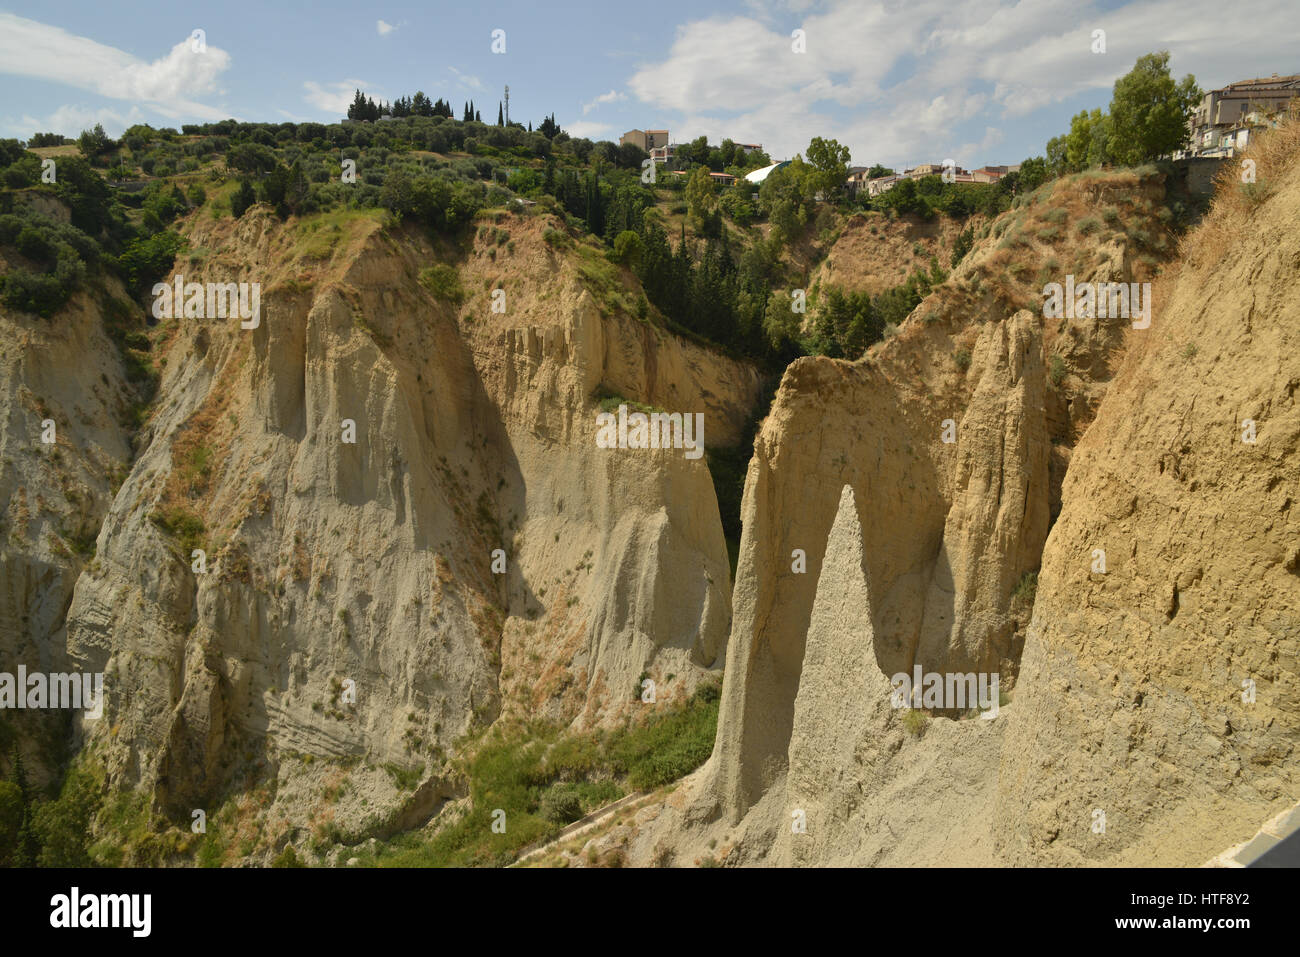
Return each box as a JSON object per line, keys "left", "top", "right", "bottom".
{"left": 2, "top": 0, "right": 1297, "bottom": 169}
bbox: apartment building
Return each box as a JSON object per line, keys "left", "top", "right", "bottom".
{"left": 1183, "top": 74, "right": 1300, "bottom": 156}
{"left": 620, "top": 129, "right": 670, "bottom": 152}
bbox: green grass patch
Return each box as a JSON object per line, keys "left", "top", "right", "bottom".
{"left": 418, "top": 263, "right": 463, "bottom": 303}
{"left": 150, "top": 506, "right": 206, "bottom": 555}
{"left": 1048, "top": 354, "right": 1066, "bottom": 387}
{"left": 360, "top": 680, "right": 721, "bottom": 867}
{"left": 1012, "top": 569, "right": 1038, "bottom": 606}
{"left": 590, "top": 385, "right": 663, "bottom": 416}
{"left": 577, "top": 246, "right": 638, "bottom": 318}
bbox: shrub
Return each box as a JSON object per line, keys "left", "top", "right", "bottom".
{"left": 611, "top": 230, "right": 642, "bottom": 268}
{"left": 150, "top": 507, "right": 205, "bottom": 554}
{"left": 1076, "top": 215, "right": 1102, "bottom": 235}
{"left": 542, "top": 227, "right": 572, "bottom": 249}
{"left": 0, "top": 780, "right": 23, "bottom": 867}
{"left": 272, "top": 845, "right": 306, "bottom": 868}
{"left": 1049, "top": 354, "right": 1067, "bottom": 387}
{"left": 419, "top": 264, "right": 463, "bottom": 303}
{"left": 1012, "top": 570, "right": 1039, "bottom": 606}
{"left": 901, "top": 709, "right": 928, "bottom": 736}
{"left": 538, "top": 782, "right": 585, "bottom": 825}
{"left": 952, "top": 348, "right": 971, "bottom": 371}
{"left": 115, "top": 230, "right": 185, "bottom": 298}
{"left": 33, "top": 766, "right": 102, "bottom": 867}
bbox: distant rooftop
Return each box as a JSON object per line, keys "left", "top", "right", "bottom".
{"left": 744, "top": 161, "right": 789, "bottom": 184}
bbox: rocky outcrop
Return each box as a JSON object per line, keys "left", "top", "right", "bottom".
{"left": 0, "top": 280, "right": 135, "bottom": 784}
{"left": 12, "top": 204, "right": 759, "bottom": 849}
{"left": 994, "top": 142, "right": 1300, "bottom": 865}
{"left": 627, "top": 166, "right": 1236, "bottom": 866}
{"left": 710, "top": 303, "right": 1049, "bottom": 826}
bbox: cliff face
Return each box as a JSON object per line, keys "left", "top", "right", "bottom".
{"left": 705, "top": 171, "right": 1169, "bottom": 833}
{"left": 6, "top": 204, "right": 760, "bottom": 852}
{"left": 995, "top": 136, "right": 1300, "bottom": 864}
{"left": 0, "top": 262, "right": 135, "bottom": 785}
{"left": 9, "top": 133, "right": 1296, "bottom": 868}
{"left": 625, "top": 158, "right": 1297, "bottom": 866}
{"left": 813, "top": 210, "right": 987, "bottom": 297}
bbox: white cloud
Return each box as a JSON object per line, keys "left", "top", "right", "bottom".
{"left": 564, "top": 121, "right": 615, "bottom": 141}
{"left": 303, "top": 79, "right": 375, "bottom": 114}
{"left": 377, "top": 20, "right": 396, "bottom": 36}
{"left": 448, "top": 66, "right": 485, "bottom": 92}
{"left": 582, "top": 89, "right": 626, "bottom": 115}
{"left": 5, "top": 103, "right": 147, "bottom": 139}
{"left": 628, "top": 0, "right": 1300, "bottom": 166}
{"left": 0, "top": 13, "right": 231, "bottom": 121}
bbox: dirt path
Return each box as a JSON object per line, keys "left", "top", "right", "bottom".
{"left": 514, "top": 790, "right": 651, "bottom": 865}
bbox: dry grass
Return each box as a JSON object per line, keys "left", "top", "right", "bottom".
{"left": 1183, "top": 109, "right": 1300, "bottom": 270}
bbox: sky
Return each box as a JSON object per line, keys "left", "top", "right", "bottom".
{"left": 1, "top": 0, "right": 1297, "bottom": 170}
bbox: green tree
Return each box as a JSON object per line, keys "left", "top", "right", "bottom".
{"left": 612, "top": 230, "right": 644, "bottom": 269}
{"left": 33, "top": 766, "right": 101, "bottom": 868}
{"left": 115, "top": 230, "right": 185, "bottom": 297}
{"left": 227, "top": 142, "right": 278, "bottom": 174}
{"left": 1106, "top": 51, "right": 1200, "bottom": 166}
{"left": 758, "top": 159, "right": 814, "bottom": 244}
{"left": 762, "top": 289, "right": 803, "bottom": 351}
{"left": 684, "top": 166, "right": 717, "bottom": 231}
{"left": 231, "top": 179, "right": 257, "bottom": 218}
{"left": 804, "top": 136, "right": 851, "bottom": 200}
{"left": 1015, "top": 156, "right": 1049, "bottom": 193}
{"left": 77, "top": 123, "right": 113, "bottom": 159}
{"left": 951, "top": 225, "right": 974, "bottom": 267}
{"left": 0, "top": 780, "right": 23, "bottom": 866}
{"left": 1063, "top": 108, "right": 1114, "bottom": 171}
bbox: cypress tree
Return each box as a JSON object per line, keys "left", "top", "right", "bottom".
{"left": 497, "top": 103, "right": 504, "bottom": 126}
{"left": 6, "top": 746, "right": 39, "bottom": 866}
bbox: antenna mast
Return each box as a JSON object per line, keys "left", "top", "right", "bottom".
{"left": 504, "top": 85, "right": 510, "bottom": 126}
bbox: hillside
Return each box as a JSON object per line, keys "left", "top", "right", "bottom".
{"left": 612, "top": 129, "right": 1298, "bottom": 866}
{"left": 1, "top": 185, "right": 761, "bottom": 863}
{"left": 3, "top": 103, "right": 1295, "bottom": 870}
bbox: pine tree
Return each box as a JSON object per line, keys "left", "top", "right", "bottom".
{"left": 5, "top": 746, "right": 39, "bottom": 867}
{"left": 347, "top": 89, "right": 366, "bottom": 120}
{"left": 232, "top": 179, "right": 256, "bottom": 218}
